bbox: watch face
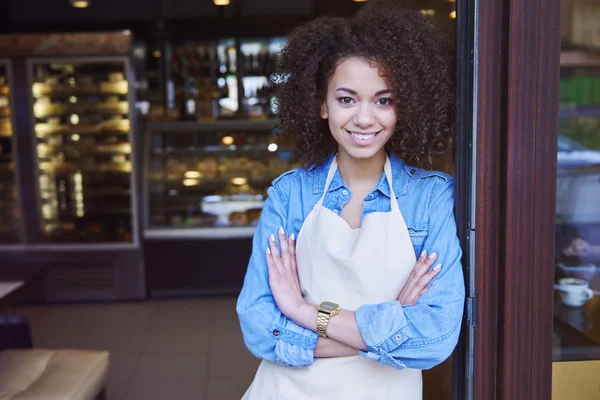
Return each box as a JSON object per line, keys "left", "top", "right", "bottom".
{"left": 321, "top": 301, "right": 338, "bottom": 312}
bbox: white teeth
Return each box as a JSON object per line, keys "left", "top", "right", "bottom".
{"left": 351, "top": 132, "right": 376, "bottom": 140}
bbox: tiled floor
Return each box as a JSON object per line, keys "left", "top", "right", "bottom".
{"left": 16, "top": 297, "right": 260, "bottom": 400}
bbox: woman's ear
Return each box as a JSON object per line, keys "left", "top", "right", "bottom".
{"left": 320, "top": 103, "right": 328, "bottom": 119}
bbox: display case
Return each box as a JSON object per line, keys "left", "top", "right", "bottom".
{"left": 0, "top": 60, "right": 23, "bottom": 245}
{"left": 28, "top": 57, "right": 139, "bottom": 246}
{"left": 144, "top": 119, "right": 296, "bottom": 239}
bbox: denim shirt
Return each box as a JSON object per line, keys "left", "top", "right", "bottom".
{"left": 236, "top": 152, "right": 465, "bottom": 371}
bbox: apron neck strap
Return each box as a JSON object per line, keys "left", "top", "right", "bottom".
{"left": 318, "top": 154, "right": 399, "bottom": 211}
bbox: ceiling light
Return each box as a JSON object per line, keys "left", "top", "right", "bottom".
{"left": 221, "top": 136, "right": 234, "bottom": 145}
{"left": 231, "top": 177, "right": 248, "bottom": 186}
{"left": 183, "top": 179, "right": 200, "bottom": 187}
{"left": 420, "top": 9, "right": 436, "bottom": 16}
{"left": 184, "top": 171, "right": 202, "bottom": 179}
{"left": 353, "top": 0, "right": 368, "bottom": 2}
{"left": 152, "top": 50, "right": 162, "bottom": 58}
{"left": 267, "top": 143, "right": 278, "bottom": 152}
{"left": 214, "top": 0, "right": 230, "bottom": 5}
{"left": 70, "top": 0, "right": 91, "bottom": 8}
{"left": 449, "top": 11, "right": 457, "bottom": 19}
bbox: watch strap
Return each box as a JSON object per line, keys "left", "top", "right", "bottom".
{"left": 317, "top": 310, "right": 331, "bottom": 337}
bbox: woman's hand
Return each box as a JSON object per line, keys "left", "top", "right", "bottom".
{"left": 266, "top": 227, "right": 306, "bottom": 318}
{"left": 397, "top": 250, "right": 441, "bottom": 306}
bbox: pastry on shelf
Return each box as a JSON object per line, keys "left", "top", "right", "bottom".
{"left": 228, "top": 211, "right": 249, "bottom": 226}
{"left": 246, "top": 208, "right": 262, "bottom": 226}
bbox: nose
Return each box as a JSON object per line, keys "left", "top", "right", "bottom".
{"left": 353, "top": 103, "right": 375, "bottom": 128}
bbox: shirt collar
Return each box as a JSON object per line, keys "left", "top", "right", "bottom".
{"left": 310, "top": 152, "right": 413, "bottom": 198}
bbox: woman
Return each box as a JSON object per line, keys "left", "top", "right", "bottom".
{"left": 237, "top": 1, "right": 465, "bottom": 399}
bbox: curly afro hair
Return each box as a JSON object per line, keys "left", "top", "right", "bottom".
{"left": 274, "top": 0, "right": 455, "bottom": 167}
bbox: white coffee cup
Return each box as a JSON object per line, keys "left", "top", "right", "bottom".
{"left": 557, "top": 278, "right": 594, "bottom": 307}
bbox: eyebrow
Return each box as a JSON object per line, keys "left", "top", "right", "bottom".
{"left": 335, "top": 88, "right": 393, "bottom": 96}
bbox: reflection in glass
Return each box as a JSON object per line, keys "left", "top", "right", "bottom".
{"left": 31, "top": 60, "right": 134, "bottom": 244}
{"left": 553, "top": 0, "right": 600, "bottom": 365}
{"left": 0, "top": 63, "right": 22, "bottom": 244}
{"left": 146, "top": 121, "right": 297, "bottom": 229}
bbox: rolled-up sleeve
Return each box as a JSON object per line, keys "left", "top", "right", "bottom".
{"left": 355, "top": 178, "right": 465, "bottom": 370}
{"left": 237, "top": 183, "right": 319, "bottom": 368}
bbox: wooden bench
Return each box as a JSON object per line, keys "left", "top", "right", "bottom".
{"left": 0, "top": 349, "right": 109, "bottom": 400}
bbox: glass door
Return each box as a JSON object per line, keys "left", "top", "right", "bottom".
{"left": 552, "top": 0, "right": 600, "bottom": 397}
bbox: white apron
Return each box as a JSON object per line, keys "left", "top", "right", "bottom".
{"left": 243, "top": 155, "right": 422, "bottom": 400}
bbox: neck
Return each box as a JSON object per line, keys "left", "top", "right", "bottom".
{"left": 336, "top": 149, "right": 386, "bottom": 188}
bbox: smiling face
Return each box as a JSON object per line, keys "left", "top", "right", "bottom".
{"left": 321, "top": 57, "right": 398, "bottom": 161}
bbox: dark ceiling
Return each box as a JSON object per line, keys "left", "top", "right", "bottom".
{"left": 1, "top": 0, "right": 456, "bottom": 41}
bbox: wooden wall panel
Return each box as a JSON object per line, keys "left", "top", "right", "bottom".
{"left": 474, "top": 0, "right": 561, "bottom": 398}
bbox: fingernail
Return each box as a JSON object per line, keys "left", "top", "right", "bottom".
{"left": 267, "top": 247, "right": 271, "bottom": 254}
{"left": 270, "top": 234, "right": 275, "bottom": 242}
{"left": 420, "top": 250, "right": 427, "bottom": 258}
{"left": 433, "top": 264, "right": 442, "bottom": 271}
{"left": 290, "top": 233, "right": 295, "bottom": 241}
{"left": 279, "top": 226, "right": 285, "bottom": 235}
{"left": 428, "top": 252, "right": 437, "bottom": 259}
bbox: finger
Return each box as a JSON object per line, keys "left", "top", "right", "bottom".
{"left": 278, "top": 227, "right": 290, "bottom": 265}
{"left": 403, "top": 265, "right": 440, "bottom": 304}
{"left": 278, "top": 226, "right": 289, "bottom": 252}
{"left": 417, "top": 264, "right": 442, "bottom": 288}
{"left": 414, "top": 251, "right": 437, "bottom": 275}
{"left": 269, "top": 234, "right": 282, "bottom": 265}
{"left": 288, "top": 232, "right": 296, "bottom": 261}
{"left": 266, "top": 248, "right": 278, "bottom": 279}
{"left": 417, "top": 280, "right": 438, "bottom": 300}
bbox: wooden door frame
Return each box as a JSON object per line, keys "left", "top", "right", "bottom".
{"left": 473, "top": 0, "right": 561, "bottom": 398}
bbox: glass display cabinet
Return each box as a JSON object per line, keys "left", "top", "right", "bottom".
{"left": 144, "top": 119, "right": 296, "bottom": 239}
{"left": 28, "top": 57, "right": 138, "bottom": 245}
{"left": 0, "top": 60, "right": 23, "bottom": 245}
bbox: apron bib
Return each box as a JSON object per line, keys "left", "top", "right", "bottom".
{"left": 243, "top": 155, "right": 422, "bottom": 400}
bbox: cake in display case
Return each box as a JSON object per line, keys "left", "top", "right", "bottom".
{"left": 0, "top": 62, "right": 22, "bottom": 244}
{"left": 145, "top": 120, "right": 296, "bottom": 235}
{"left": 30, "top": 58, "right": 136, "bottom": 244}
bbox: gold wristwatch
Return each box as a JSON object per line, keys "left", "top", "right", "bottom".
{"left": 317, "top": 301, "right": 341, "bottom": 338}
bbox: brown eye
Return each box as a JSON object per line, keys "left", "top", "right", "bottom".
{"left": 377, "top": 98, "right": 393, "bottom": 106}
{"left": 337, "top": 97, "right": 354, "bottom": 105}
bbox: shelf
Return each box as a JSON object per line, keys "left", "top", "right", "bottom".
{"left": 40, "top": 143, "right": 131, "bottom": 155}
{"left": 148, "top": 176, "right": 272, "bottom": 186}
{"left": 147, "top": 119, "right": 279, "bottom": 133}
{"left": 33, "top": 102, "right": 129, "bottom": 118}
{"left": 32, "top": 82, "right": 129, "bottom": 97}
{"left": 561, "top": 50, "right": 600, "bottom": 68}
{"left": 35, "top": 121, "right": 130, "bottom": 136}
{"left": 559, "top": 105, "right": 600, "bottom": 118}
{"left": 39, "top": 162, "right": 132, "bottom": 174}
{"left": 144, "top": 226, "right": 256, "bottom": 239}
{"left": 151, "top": 145, "right": 293, "bottom": 155}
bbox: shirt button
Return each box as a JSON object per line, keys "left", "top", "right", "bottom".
{"left": 394, "top": 333, "right": 403, "bottom": 342}
{"left": 275, "top": 357, "right": 281, "bottom": 363}
{"left": 369, "top": 193, "right": 375, "bottom": 199}
{"left": 410, "top": 169, "right": 416, "bottom": 174}
{"left": 342, "top": 189, "right": 349, "bottom": 196}
{"left": 273, "top": 330, "right": 280, "bottom": 337}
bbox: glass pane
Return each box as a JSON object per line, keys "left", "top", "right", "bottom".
{"left": 146, "top": 121, "right": 297, "bottom": 229}
{"left": 553, "top": 0, "right": 600, "bottom": 390}
{"left": 31, "top": 60, "right": 134, "bottom": 243}
{"left": 0, "top": 62, "right": 23, "bottom": 243}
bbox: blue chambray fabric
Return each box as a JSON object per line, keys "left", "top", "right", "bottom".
{"left": 236, "top": 152, "right": 465, "bottom": 370}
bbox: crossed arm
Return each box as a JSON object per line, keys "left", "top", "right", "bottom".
{"left": 265, "top": 227, "right": 441, "bottom": 358}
